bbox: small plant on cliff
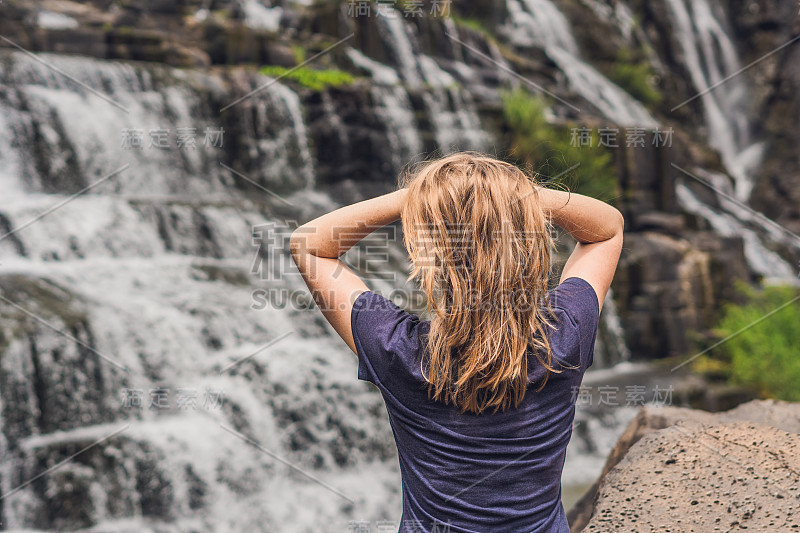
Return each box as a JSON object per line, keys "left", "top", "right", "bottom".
{"left": 290, "top": 45, "right": 306, "bottom": 64}
{"left": 698, "top": 283, "right": 800, "bottom": 401}
{"left": 259, "top": 66, "right": 355, "bottom": 91}
{"left": 608, "top": 48, "right": 662, "bottom": 108}
{"left": 501, "top": 88, "right": 617, "bottom": 200}
{"left": 451, "top": 16, "right": 495, "bottom": 42}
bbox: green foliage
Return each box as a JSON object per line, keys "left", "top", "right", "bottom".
{"left": 608, "top": 49, "right": 662, "bottom": 107}
{"left": 211, "top": 8, "right": 232, "bottom": 19}
{"left": 697, "top": 283, "right": 800, "bottom": 401}
{"left": 501, "top": 88, "right": 617, "bottom": 200}
{"left": 451, "top": 16, "right": 494, "bottom": 41}
{"left": 259, "top": 66, "right": 355, "bottom": 91}
{"left": 290, "top": 45, "right": 306, "bottom": 64}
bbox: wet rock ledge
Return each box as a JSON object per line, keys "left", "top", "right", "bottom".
{"left": 568, "top": 400, "right": 800, "bottom": 532}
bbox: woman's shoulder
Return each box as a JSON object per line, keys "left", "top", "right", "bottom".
{"left": 544, "top": 277, "right": 601, "bottom": 373}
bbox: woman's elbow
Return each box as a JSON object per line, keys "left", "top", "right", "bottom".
{"left": 616, "top": 209, "right": 625, "bottom": 234}
{"left": 288, "top": 229, "right": 307, "bottom": 261}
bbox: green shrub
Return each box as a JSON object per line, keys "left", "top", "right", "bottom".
{"left": 451, "top": 16, "right": 494, "bottom": 41}
{"left": 698, "top": 284, "right": 800, "bottom": 401}
{"left": 608, "top": 50, "right": 662, "bottom": 107}
{"left": 259, "top": 66, "right": 355, "bottom": 91}
{"left": 290, "top": 45, "right": 306, "bottom": 64}
{"left": 501, "top": 88, "right": 617, "bottom": 200}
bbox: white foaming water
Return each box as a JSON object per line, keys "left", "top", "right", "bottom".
{"left": 592, "top": 288, "right": 632, "bottom": 368}
{"left": 37, "top": 11, "right": 79, "bottom": 30}
{"left": 664, "top": 0, "right": 764, "bottom": 200}
{"left": 506, "top": 0, "right": 579, "bottom": 53}
{"left": 0, "top": 52, "right": 314, "bottom": 197}
{"left": 676, "top": 179, "right": 798, "bottom": 283}
{"left": 0, "top": 104, "right": 26, "bottom": 198}
{"left": 375, "top": 11, "right": 491, "bottom": 152}
{"left": 547, "top": 47, "right": 659, "bottom": 128}
{"left": 505, "top": 0, "right": 658, "bottom": 127}
{"left": 564, "top": 405, "right": 639, "bottom": 487}
{"left": 240, "top": 0, "right": 282, "bottom": 31}
{"left": 347, "top": 49, "right": 424, "bottom": 170}
{"left": 376, "top": 13, "right": 425, "bottom": 89}
{"left": 0, "top": 49, "right": 365, "bottom": 530}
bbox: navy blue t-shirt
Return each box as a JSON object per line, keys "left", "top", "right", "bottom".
{"left": 351, "top": 277, "right": 600, "bottom": 533}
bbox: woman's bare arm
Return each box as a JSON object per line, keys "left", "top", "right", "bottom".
{"left": 289, "top": 189, "right": 407, "bottom": 355}
{"left": 536, "top": 187, "right": 624, "bottom": 311}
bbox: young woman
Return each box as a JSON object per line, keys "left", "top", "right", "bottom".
{"left": 290, "top": 152, "right": 624, "bottom": 532}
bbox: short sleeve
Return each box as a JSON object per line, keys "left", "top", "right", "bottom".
{"left": 351, "top": 290, "right": 422, "bottom": 387}
{"left": 549, "top": 277, "right": 600, "bottom": 371}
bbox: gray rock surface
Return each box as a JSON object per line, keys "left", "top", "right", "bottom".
{"left": 570, "top": 400, "right": 800, "bottom": 532}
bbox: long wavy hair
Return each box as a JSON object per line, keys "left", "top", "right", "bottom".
{"left": 400, "top": 152, "right": 560, "bottom": 415}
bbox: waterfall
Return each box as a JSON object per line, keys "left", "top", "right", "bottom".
{"left": 346, "top": 48, "right": 424, "bottom": 171}
{"left": 240, "top": 0, "right": 283, "bottom": 31}
{"left": 676, "top": 178, "right": 798, "bottom": 283}
{"left": 506, "top": 0, "right": 580, "bottom": 53}
{"left": 3, "top": 1, "right": 796, "bottom": 527}
{"left": 0, "top": 53, "right": 312, "bottom": 197}
{"left": 505, "top": 0, "right": 794, "bottom": 282}
{"left": 374, "top": 10, "right": 492, "bottom": 152}
{"left": 663, "top": 0, "right": 799, "bottom": 281}
{"left": 505, "top": 0, "right": 658, "bottom": 127}
{"left": 0, "top": 47, "right": 408, "bottom": 530}
{"left": 593, "top": 289, "right": 632, "bottom": 368}
{"left": 664, "top": 0, "right": 764, "bottom": 201}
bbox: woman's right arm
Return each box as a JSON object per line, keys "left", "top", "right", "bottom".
{"left": 536, "top": 187, "right": 624, "bottom": 312}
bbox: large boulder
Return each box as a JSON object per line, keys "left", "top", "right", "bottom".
{"left": 569, "top": 400, "right": 800, "bottom": 531}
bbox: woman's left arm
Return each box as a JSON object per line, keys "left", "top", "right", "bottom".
{"left": 289, "top": 189, "right": 407, "bottom": 355}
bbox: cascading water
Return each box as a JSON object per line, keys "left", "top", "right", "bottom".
{"left": 240, "top": 0, "right": 283, "bottom": 31}
{"left": 663, "top": 0, "right": 799, "bottom": 281}
{"left": 505, "top": 0, "right": 658, "bottom": 127}
{"left": 676, "top": 177, "right": 798, "bottom": 282}
{"left": 0, "top": 50, "right": 405, "bottom": 531}
{"left": 374, "top": 10, "right": 492, "bottom": 152}
{"left": 346, "top": 48, "right": 424, "bottom": 171}
{"left": 664, "top": 0, "right": 763, "bottom": 201}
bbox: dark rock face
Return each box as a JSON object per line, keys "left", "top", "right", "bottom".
{"left": 731, "top": 2, "right": 800, "bottom": 240}
{"left": 568, "top": 400, "right": 800, "bottom": 531}
{"left": 613, "top": 232, "right": 716, "bottom": 358}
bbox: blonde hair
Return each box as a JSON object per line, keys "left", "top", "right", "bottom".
{"left": 400, "top": 152, "right": 560, "bottom": 415}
